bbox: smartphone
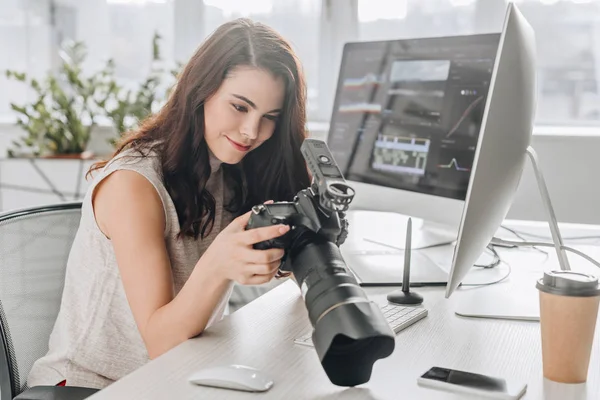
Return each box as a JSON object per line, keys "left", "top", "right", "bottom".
{"left": 417, "top": 366, "right": 527, "bottom": 400}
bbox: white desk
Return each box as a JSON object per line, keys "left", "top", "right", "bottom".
{"left": 88, "top": 219, "right": 600, "bottom": 400}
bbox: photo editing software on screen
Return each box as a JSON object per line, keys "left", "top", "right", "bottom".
{"left": 327, "top": 34, "right": 500, "bottom": 200}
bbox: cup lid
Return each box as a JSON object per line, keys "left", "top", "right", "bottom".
{"left": 536, "top": 270, "right": 600, "bottom": 297}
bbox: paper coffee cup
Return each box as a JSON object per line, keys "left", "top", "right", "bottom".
{"left": 536, "top": 270, "right": 600, "bottom": 383}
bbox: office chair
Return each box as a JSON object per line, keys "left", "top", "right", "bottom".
{"left": 0, "top": 202, "right": 98, "bottom": 400}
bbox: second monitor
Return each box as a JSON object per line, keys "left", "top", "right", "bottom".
{"left": 328, "top": 33, "right": 500, "bottom": 249}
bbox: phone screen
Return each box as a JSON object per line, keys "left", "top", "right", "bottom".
{"left": 421, "top": 367, "right": 517, "bottom": 394}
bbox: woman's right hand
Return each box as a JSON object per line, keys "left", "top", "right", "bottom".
{"left": 201, "top": 210, "right": 290, "bottom": 285}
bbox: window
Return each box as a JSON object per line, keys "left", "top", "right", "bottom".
{"left": 0, "top": 0, "right": 52, "bottom": 120}
{"left": 356, "top": 0, "right": 600, "bottom": 125}
{"left": 3, "top": 0, "right": 600, "bottom": 127}
{"left": 202, "top": 0, "right": 322, "bottom": 118}
{"left": 518, "top": 1, "right": 600, "bottom": 123}
{"left": 93, "top": 0, "right": 322, "bottom": 120}
{"left": 106, "top": 0, "right": 174, "bottom": 105}
{"left": 1, "top": 0, "right": 322, "bottom": 122}
{"left": 358, "top": 0, "right": 479, "bottom": 41}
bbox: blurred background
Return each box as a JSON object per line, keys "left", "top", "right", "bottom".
{"left": 0, "top": 0, "right": 599, "bottom": 222}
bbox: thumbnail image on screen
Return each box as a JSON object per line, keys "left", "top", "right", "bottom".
{"left": 371, "top": 133, "right": 430, "bottom": 176}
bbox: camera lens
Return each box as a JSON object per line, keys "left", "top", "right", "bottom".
{"left": 291, "top": 240, "right": 395, "bottom": 387}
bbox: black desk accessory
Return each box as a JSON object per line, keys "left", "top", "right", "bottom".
{"left": 387, "top": 218, "right": 424, "bottom": 305}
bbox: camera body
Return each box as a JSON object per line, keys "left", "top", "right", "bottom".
{"left": 245, "top": 139, "right": 395, "bottom": 388}
{"left": 246, "top": 139, "right": 352, "bottom": 269}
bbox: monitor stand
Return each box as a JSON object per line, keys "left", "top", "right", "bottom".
{"left": 350, "top": 211, "right": 457, "bottom": 250}
{"left": 454, "top": 146, "right": 570, "bottom": 321}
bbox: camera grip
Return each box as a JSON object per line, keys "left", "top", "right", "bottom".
{"left": 246, "top": 205, "right": 292, "bottom": 250}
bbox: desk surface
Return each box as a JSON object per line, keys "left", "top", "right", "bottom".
{"left": 88, "top": 218, "right": 600, "bottom": 400}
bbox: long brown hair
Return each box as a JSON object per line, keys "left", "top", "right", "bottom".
{"left": 89, "top": 18, "right": 311, "bottom": 239}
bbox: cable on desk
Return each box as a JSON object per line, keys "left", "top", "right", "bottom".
{"left": 460, "top": 253, "right": 512, "bottom": 288}
{"left": 500, "top": 226, "right": 549, "bottom": 256}
{"left": 473, "top": 245, "right": 502, "bottom": 269}
{"left": 500, "top": 225, "right": 600, "bottom": 243}
{"left": 460, "top": 265, "right": 512, "bottom": 288}
{"left": 491, "top": 237, "right": 600, "bottom": 270}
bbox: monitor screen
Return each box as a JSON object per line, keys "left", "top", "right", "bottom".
{"left": 327, "top": 34, "right": 500, "bottom": 200}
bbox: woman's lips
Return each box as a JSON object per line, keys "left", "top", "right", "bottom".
{"left": 226, "top": 136, "right": 251, "bottom": 152}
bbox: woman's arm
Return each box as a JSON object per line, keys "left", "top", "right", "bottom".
{"left": 93, "top": 170, "right": 290, "bottom": 359}
{"left": 93, "top": 170, "right": 230, "bottom": 359}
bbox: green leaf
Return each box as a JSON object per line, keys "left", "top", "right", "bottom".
{"left": 6, "top": 70, "right": 27, "bottom": 81}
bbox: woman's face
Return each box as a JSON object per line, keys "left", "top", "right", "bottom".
{"left": 204, "top": 66, "right": 285, "bottom": 164}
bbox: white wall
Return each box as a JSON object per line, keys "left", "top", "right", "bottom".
{"left": 509, "top": 132, "right": 600, "bottom": 224}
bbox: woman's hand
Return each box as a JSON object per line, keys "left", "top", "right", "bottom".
{"left": 201, "top": 209, "right": 289, "bottom": 285}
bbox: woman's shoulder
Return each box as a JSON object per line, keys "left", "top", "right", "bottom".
{"left": 88, "top": 146, "right": 162, "bottom": 187}
{"left": 84, "top": 145, "right": 174, "bottom": 236}
{"left": 106, "top": 146, "right": 160, "bottom": 171}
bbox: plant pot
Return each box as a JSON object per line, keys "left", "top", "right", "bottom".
{"left": 41, "top": 151, "right": 96, "bottom": 160}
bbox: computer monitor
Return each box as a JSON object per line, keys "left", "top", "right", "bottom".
{"left": 445, "top": 3, "right": 536, "bottom": 298}
{"left": 327, "top": 31, "right": 500, "bottom": 249}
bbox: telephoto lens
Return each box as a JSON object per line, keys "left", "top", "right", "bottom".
{"left": 289, "top": 234, "right": 396, "bottom": 387}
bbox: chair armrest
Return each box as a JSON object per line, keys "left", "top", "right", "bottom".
{"left": 13, "top": 386, "right": 99, "bottom": 400}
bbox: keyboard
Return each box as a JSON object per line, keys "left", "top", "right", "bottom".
{"left": 293, "top": 302, "right": 428, "bottom": 347}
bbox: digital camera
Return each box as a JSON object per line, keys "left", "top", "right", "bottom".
{"left": 246, "top": 139, "right": 395, "bottom": 387}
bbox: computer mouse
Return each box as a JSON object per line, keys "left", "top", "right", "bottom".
{"left": 188, "top": 364, "right": 274, "bottom": 392}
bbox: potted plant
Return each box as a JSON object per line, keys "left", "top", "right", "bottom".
{"left": 0, "top": 36, "right": 181, "bottom": 212}
{"left": 5, "top": 40, "right": 114, "bottom": 159}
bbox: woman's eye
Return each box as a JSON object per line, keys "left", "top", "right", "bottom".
{"left": 232, "top": 104, "right": 247, "bottom": 112}
{"left": 264, "top": 115, "right": 278, "bottom": 122}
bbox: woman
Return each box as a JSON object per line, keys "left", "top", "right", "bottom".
{"left": 27, "top": 18, "right": 311, "bottom": 389}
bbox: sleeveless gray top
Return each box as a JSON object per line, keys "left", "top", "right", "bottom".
{"left": 27, "top": 148, "right": 235, "bottom": 389}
